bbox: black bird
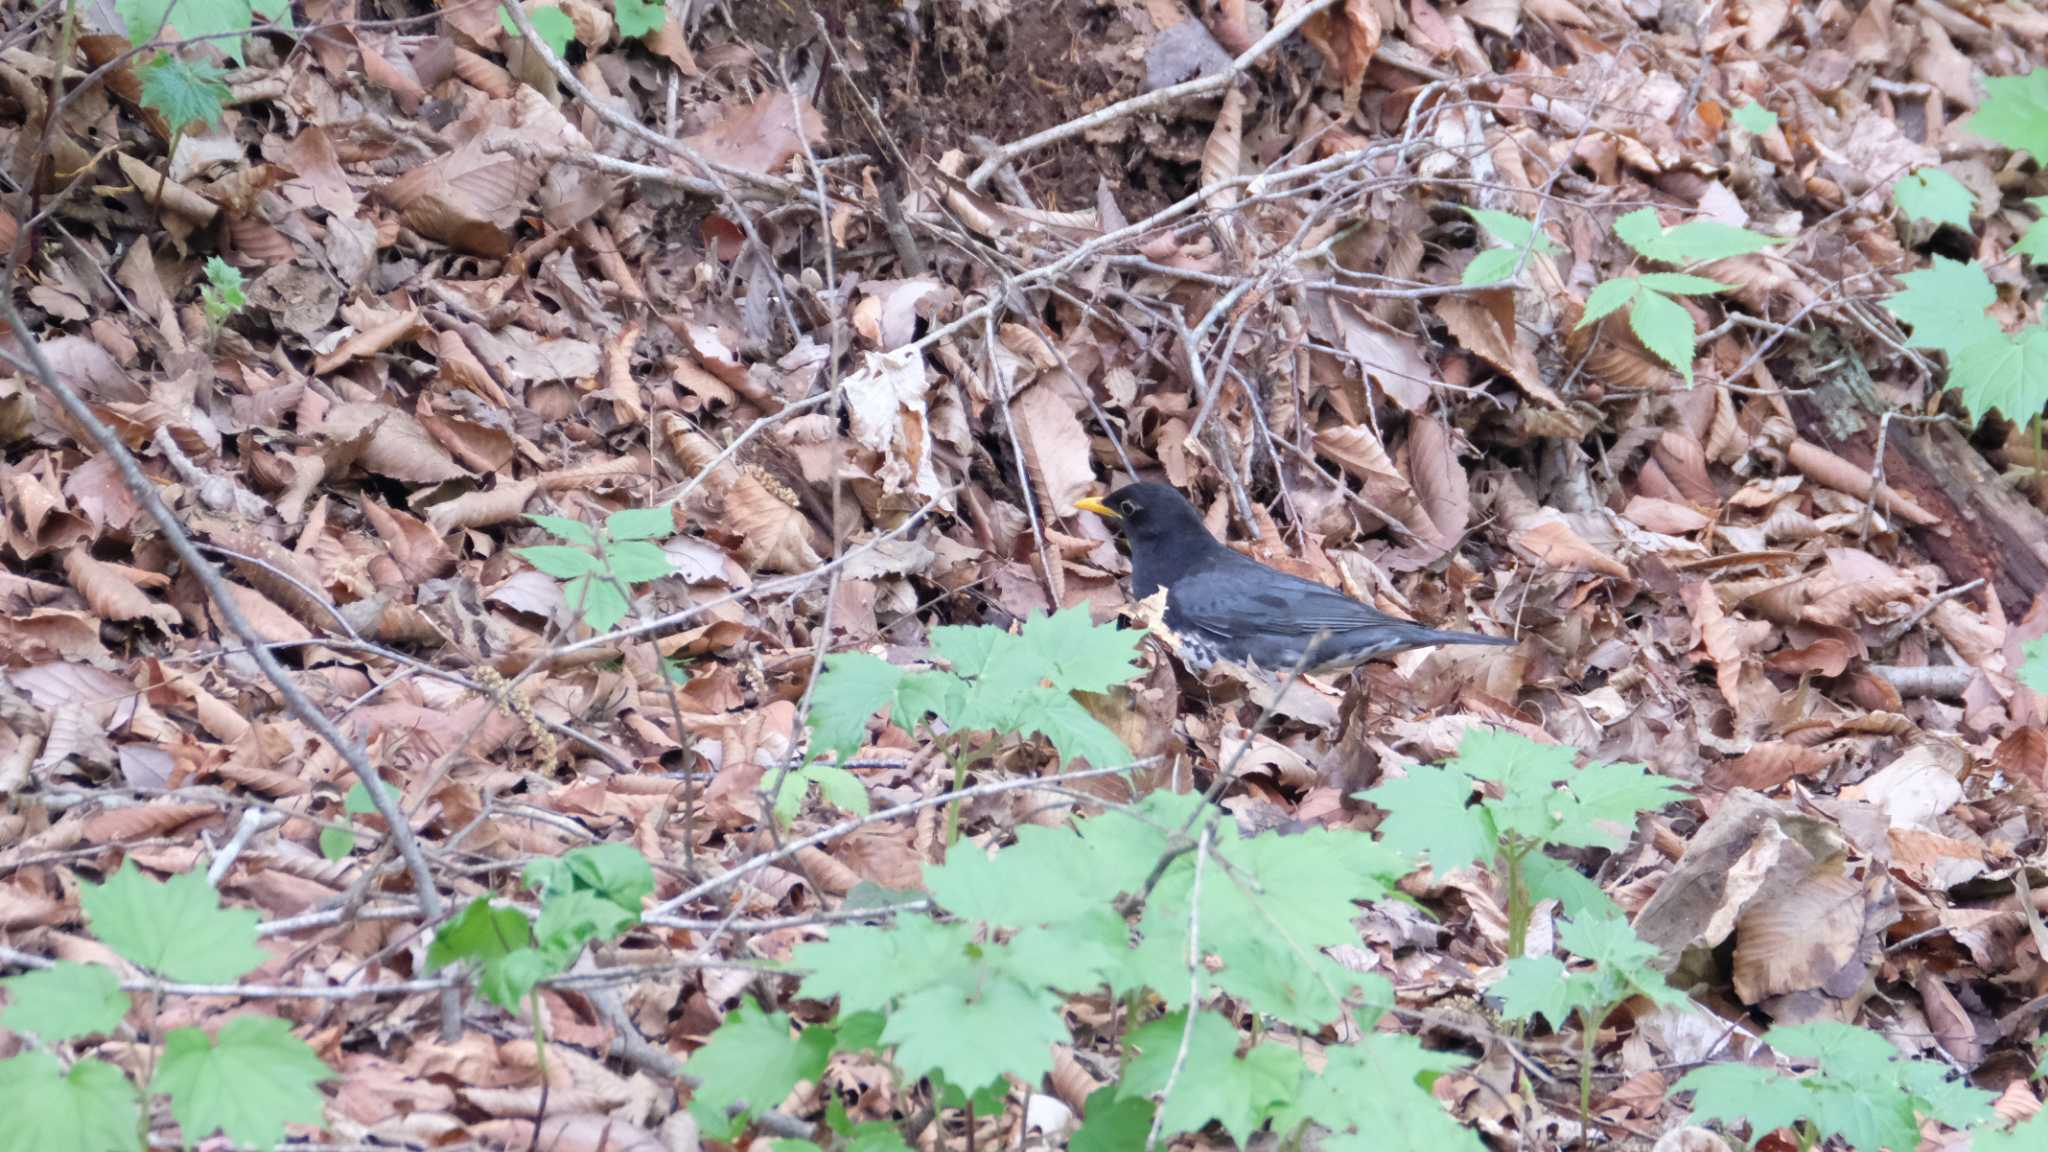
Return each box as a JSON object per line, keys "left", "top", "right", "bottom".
{"left": 1074, "top": 483, "right": 1516, "bottom": 674}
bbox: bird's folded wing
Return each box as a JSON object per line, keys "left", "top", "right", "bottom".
{"left": 1170, "top": 565, "right": 1397, "bottom": 639}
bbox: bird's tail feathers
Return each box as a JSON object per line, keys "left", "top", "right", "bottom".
{"left": 1400, "top": 625, "right": 1518, "bottom": 649}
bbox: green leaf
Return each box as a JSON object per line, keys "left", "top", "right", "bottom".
{"left": 792, "top": 916, "right": 977, "bottom": 1015}
{"left": 1576, "top": 277, "right": 1639, "bottom": 328}
{"left": 1893, "top": 167, "right": 1975, "bottom": 231}
{"left": 344, "top": 781, "right": 377, "bottom": 814}
{"left": 685, "top": 998, "right": 832, "bottom": 1140}
{"left": 80, "top": 862, "right": 268, "bottom": 983}
{"left": 1549, "top": 758, "right": 1687, "bottom": 850}
{"left": 137, "top": 52, "right": 230, "bottom": 133}
{"left": 1071, "top": 1086, "right": 1155, "bottom": 1152}
{"left": 524, "top": 513, "right": 595, "bottom": 545}
{"left": 1362, "top": 762, "right": 1492, "bottom": 873}
{"left": 2014, "top": 198, "right": 2048, "bottom": 267}
{"left": 1018, "top": 689, "right": 1132, "bottom": 767}
{"left": 1465, "top": 207, "right": 1536, "bottom": 248}
{"left": 118, "top": 0, "right": 273, "bottom": 63}
{"left": 1948, "top": 325, "right": 2048, "bottom": 425}
{"left": 427, "top": 897, "right": 533, "bottom": 974}
{"left": 806, "top": 652, "right": 905, "bottom": 761}
{"left": 1462, "top": 247, "right": 1522, "bottom": 286}
{"left": 318, "top": 825, "right": 354, "bottom": 859}
{"left": 563, "top": 573, "right": 632, "bottom": 633}
{"left": 0, "top": 1050, "right": 141, "bottom": 1152}
{"left": 1731, "top": 101, "right": 1778, "bottom": 134}
{"left": 0, "top": 962, "right": 129, "bottom": 1042}
{"left": 535, "top": 889, "right": 637, "bottom": 956}
{"left": 1017, "top": 606, "right": 1144, "bottom": 694}
{"left": 1885, "top": 257, "right": 2003, "bottom": 356}
{"left": 601, "top": 539, "right": 672, "bottom": 583}
{"left": 614, "top": 0, "right": 665, "bottom": 38}
{"left": 1628, "top": 287, "right": 1700, "bottom": 385}
{"left": 1121, "top": 1011, "right": 1305, "bottom": 1146}
{"left": 1963, "top": 68, "right": 2048, "bottom": 163}
{"left": 928, "top": 625, "right": 1005, "bottom": 678}
{"left": 152, "top": 1016, "right": 332, "bottom": 1148}
{"left": 524, "top": 842, "right": 654, "bottom": 911}
{"left": 200, "top": 257, "right": 245, "bottom": 324}
{"left": 1274, "top": 1033, "right": 1481, "bottom": 1152}
{"left": 1635, "top": 272, "right": 1734, "bottom": 296}
{"left": 1976, "top": 1109, "right": 2048, "bottom": 1152}
{"left": 605, "top": 504, "right": 675, "bottom": 541}
{"left": 2022, "top": 636, "right": 2048, "bottom": 695}
{"left": 1613, "top": 207, "right": 1783, "bottom": 265}
{"left": 518, "top": 544, "right": 602, "bottom": 579}
{"left": 1673, "top": 1060, "right": 1817, "bottom": 1143}
{"left": 1494, "top": 954, "right": 1587, "bottom": 1029}
{"left": 883, "top": 977, "right": 1065, "bottom": 1096}
{"left": 500, "top": 3, "right": 576, "bottom": 56}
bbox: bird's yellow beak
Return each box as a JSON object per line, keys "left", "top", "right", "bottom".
{"left": 1074, "top": 497, "right": 1119, "bottom": 519}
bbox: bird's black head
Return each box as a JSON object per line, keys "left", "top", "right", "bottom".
{"left": 1074, "top": 482, "right": 1215, "bottom": 564}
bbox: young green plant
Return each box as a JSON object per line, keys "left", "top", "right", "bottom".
{"left": 517, "top": 505, "right": 678, "bottom": 635}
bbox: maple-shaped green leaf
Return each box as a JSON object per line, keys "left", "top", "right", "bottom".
{"left": 1362, "top": 762, "right": 1491, "bottom": 873}
{"left": 1731, "top": 101, "right": 1778, "bottom": 134}
{"left": 0, "top": 962, "right": 129, "bottom": 1042}
{"left": 1894, "top": 168, "right": 1976, "bottom": 231}
{"left": 1974, "top": 1107, "right": 2048, "bottom": 1152}
{"left": 605, "top": 504, "right": 675, "bottom": 541}
{"left": 1546, "top": 759, "right": 1687, "bottom": 850}
{"left": 792, "top": 917, "right": 976, "bottom": 1015}
{"left": 1497, "top": 911, "right": 1687, "bottom": 1031}
{"left": 117, "top": 0, "right": 282, "bottom": 63}
{"left": 1628, "top": 287, "right": 1701, "bottom": 385}
{"left": 614, "top": 0, "right": 665, "bottom": 38}
{"left": 81, "top": 862, "right": 268, "bottom": 983}
{"left": 0, "top": 1050, "right": 141, "bottom": 1152}
{"left": 2021, "top": 636, "right": 2048, "bottom": 695}
{"left": 1885, "top": 257, "right": 2003, "bottom": 356}
{"left": 1071, "top": 1086, "right": 1155, "bottom": 1152}
{"left": 1963, "top": 68, "right": 2048, "bottom": 163}
{"left": 1613, "top": 207, "right": 1783, "bottom": 265}
{"left": 1947, "top": 326, "right": 2048, "bottom": 425}
{"left": 136, "top": 52, "right": 229, "bottom": 133}
{"left": 882, "top": 976, "right": 1065, "bottom": 1096}
{"left": 2013, "top": 198, "right": 2048, "bottom": 267}
{"left": 1674, "top": 1060, "right": 1818, "bottom": 1143}
{"left": 152, "top": 1016, "right": 331, "bottom": 1148}
{"left": 1121, "top": 1011, "right": 1305, "bottom": 1146}
{"left": 1273, "top": 1033, "right": 1482, "bottom": 1152}
{"left": 1494, "top": 954, "right": 1583, "bottom": 1029}
{"left": 686, "top": 999, "right": 831, "bottom": 1140}
{"left": 1016, "top": 688, "right": 1132, "bottom": 767}
{"left": 806, "top": 651, "right": 905, "bottom": 761}
{"left": 1016, "top": 606, "right": 1144, "bottom": 694}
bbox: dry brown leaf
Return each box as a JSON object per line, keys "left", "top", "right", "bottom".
{"left": 682, "top": 90, "right": 825, "bottom": 178}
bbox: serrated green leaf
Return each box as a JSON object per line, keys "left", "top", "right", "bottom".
{"left": 1071, "top": 1086, "right": 1155, "bottom": 1152}
{"left": 140, "top": 51, "right": 229, "bottom": 132}
{"left": 605, "top": 504, "right": 675, "bottom": 541}
{"left": 523, "top": 843, "right": 653, "bottom": 911}
{"left": 1635, "top": 272, "right": 1733, "bottom": 296}
{"left": 1963, "top": 68, "right": 2048, "bottom": 163}
{"left": 0, "top": 962, "right": 129, "bottom": 1042}
{"left": 1018, "top": 606, "right": 1144, "bottom": 694}
{"left": 0, "top": 1050, "right": 141, "bottom": 1152}
{"left": 1019, "top": 689, "right": 1132, "bottom": 767}
{"left": 1731, "top": 101, "right": 1778, "bottom": 134}
{"left": 518, "top": 544, "right": 602, "bottom": 578}
{"left": 1613, "top": 207, "right": 1782, "bottom": 265}
{"left": 118, "top": 0, "right": 272, "bottom": 63}
{"left": 524, "top": 513, "right": 594, "bottom": 545}
{"left": 1465, "top": 207, "right": 1536, "bottom": 247}
{"left": 427, "top": 897, "right": 533, "bottom": 974}
{"left": 928, "top": 625, "right": 1004, "bottom": 677}
{"left": 1674, "top": 1061, "right": 1816, "bottom": 1142}
{"left": 1362, "top": 763, "right": 1492, "bottom": 873}
{"left": 602, "top": 539, "right": 672, "bottom": 583}
{"left": 2022, "top": 636, "right": 2048, "bottom": 695}
{"left": 1885, "top": 256, "right": 2003, "bottom": 356}
{"left": 1976, "top": 1109, "right": 2048, "bottom": 1152}
{"left": 81, "top": 862, "right": 268, "bottom": 983}
{"left": 1273, "top": 1033, "right": 1481, "bottom": 1152}
{"left": 1947, "top": 326, "right": 2048, "bottom": 425}
{"left": 883, "top": 977, "right": 1065, "bottom": 1096}
{"left": 500, "top": 4, "right": 576, "bottom": 56}
{"left": 1893, "top": 167, "right": 1976, "bottom": 231}
{"left": 562, "top": 573, "right": 632, "bottom": 633}
{"left": 1628, "top": 287, "right": 1700, "bottom": 384}
{"left": 806, "top": 761, "right": 872, "bottom": 815}
{"left": 687, "top": 998, "right": 832, "bottom": 1141}
{"left": 1462, "top": 247, "right": 1522, "bottom": 286}
{"left": 792, "top": 917, "right": 976, "bottom": 1015}
{"left": 1551, "top": 758, "right": 1686, "bottom": 849}
{"left": 807, "top": 652, "right": 905, "bottom": 761}
{"left": 2015, "top": 219, "right": 2048, "bottom": 268}
{"left": 152, "top": 1016, "right": 332, "bottom": 1149}
{"left": 1577, "top": 277, "right": 1639, "bottom": 329}
{"left": 1121, "top": 1011, "right": 1305, "bottom": 1146}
